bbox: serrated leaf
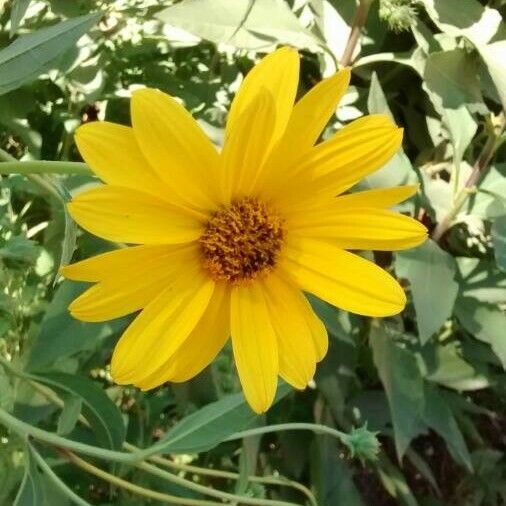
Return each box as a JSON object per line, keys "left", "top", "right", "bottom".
{"left": 396, "top": 240, "right": 459, "bottom": 343}
{"left": 457, "top": 257, "right": 506, "bottom": 304}
{"left": 30, "top": 372, "right": 125, "bottom": 450}
{"left": 0, "top": 12, "right": 101, "bottom": 95}
{"left": 141, "top": 383, "right": 291, "bottom": 457}
{"left": 157, "top": 0, "right": 321, "bottom": 51}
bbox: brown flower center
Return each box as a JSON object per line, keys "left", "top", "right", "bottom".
{"left": 199, "top": 197, "right": 284, "bottom": 284}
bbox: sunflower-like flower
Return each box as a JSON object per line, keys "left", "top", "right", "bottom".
{"left": 62, "top": 48, "right": 427, "bottom": 413}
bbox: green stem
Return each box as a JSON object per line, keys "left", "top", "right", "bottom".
{"left": 60, "top": 449, "right": 223, "bottom": 506}
{"left": 136, "top": 460, "right": 301, "bottom": 506}
{"left": 0, "top": 160, "right": 91, "bottom": 176}
{"left": 225, "top": 423, "right": 348, "bottom": 443}
{"left": 29, "top": 444, "right": 93, "bottom": 506}
{"left": 0, "top": 405, "right": 142, "bottom": 464}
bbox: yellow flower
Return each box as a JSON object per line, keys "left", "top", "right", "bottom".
{"left": 62, "top": 47, "right": 427, "bottom": 413}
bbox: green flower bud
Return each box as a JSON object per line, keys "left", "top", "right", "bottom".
{"left": 342, "top": 424, "right": 381, "bottom": 463}
{"left": 379, "top": 0, "right": 420, "bottom": 32}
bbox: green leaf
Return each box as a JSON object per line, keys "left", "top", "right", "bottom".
{"left": 492, "top": 215, "right": 506, "bottom": 271}
{"left": 396, "top": 240, "right": 459, "bottom": 343}
{"left": 157, "top": 0, "right": 321, "bottom": 51}
{"left": 57, "top": 394, "right": 82, "bottom": 436}
{"left": 31, "top": 372, "right": 125, "bottom": 450}
{"left": 26, "top": 280, "right": 126, "bottom": 372}
{"left": 0, "top": 367, "right": 14, "bottom": 411}
{"left": 14, "top": 446, "right": 45, "bottom": 506}
{"left": 423, "top": 341, "right": 489, "bottom": 391}
{"left": 364, "top": 72, "right": 415, "bottom": 189}
{"left": 421, "top": 0, "right": 502, "bottom": 45}
{"left": 457, "top": 257, "right": 506, "bottom": 304}
{"left": 455, "top": 297, "right": 506, "bottom": 369}
{"left": 0, "top": 236, "right": 40, "bottom": 264}
{"left": 142, "top": 383, "right": 291, "bottom": 457}
{"left": 0, "top": 12, "right": 101, "bottom": 96}
{"left": 370, "top": 325, "right": 426, "bottom": 460}
{"left": 476, "top": 41, "right": 506, "bottom": 113}
{"left": 424, "top": 49, "right": 483, "bottom": 111}
{"left": 9, "top": 0, "right": 32, "bottom": 37}
{"left": 423, "top": 385, "right": 472, "bottom": 471}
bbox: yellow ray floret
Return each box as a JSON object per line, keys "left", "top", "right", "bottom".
{"left": 63, "top": 47, "right": 427, "bottom": 413}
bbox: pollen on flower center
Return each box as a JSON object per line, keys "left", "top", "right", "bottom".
{"left": 199, "top": 197, "right": 284, "bottom": 284}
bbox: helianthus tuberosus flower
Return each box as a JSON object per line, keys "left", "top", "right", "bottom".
{"left": 62, "top": 47, "right": 427, "bottom": 413}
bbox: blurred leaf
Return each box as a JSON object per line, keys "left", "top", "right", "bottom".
{"left": 14, "top": 446, "right": 45, "bottom": 506}
{"left": 0, "top": 236, "right": 40, "bottom": 264}
{"left": 396, "top": 240, "right": 458, "bottom": 344}
{"left": 455, "top": 297, "right": 506, "bottom": 369}
{"left": 56, "top": 394, "right": 82, "bottom": 436}
{"left": 370, "top": 325, "right": 426, "bottom": 460}
{"left": 142, "top": 383, "right": 291, "bottom": 456}
{"left": 421, "top": 0, "right": 502, "bottom": 45}
{"left": 9, "top": 0, "right": 32, "bottom": 37}
{"left": 377, "top": 453, "right": 419, "bottom": 506}
{"left": 0, "top": 367, "right": 14, "bottom": 411}
{"left": 157, "top": 0, "right": 322, "bottom": 51}
{"left": 0, "top": 12, "right": 101, "bottom": 96}
{"left": 492, "top": 215, "right": 506, "bottom": 271}
{"left": 465, "top": 164, "right": 506, "bottom": 220}
{"left": 26, "top": 281, "right": 126, "bottom": 372}
{"left": 31, "top": 372, "right": 125, "bottom": 450}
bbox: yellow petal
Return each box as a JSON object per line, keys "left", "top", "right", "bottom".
{"left": 221, "top": 89, "right": 276, "bottom": 201}
{"left": 230, "top": 283, "right": 279, "bottom": 413}
{"left": 111, "top": 267, "right": 215, "bottom": 384}
{"left": 137, "top": 283, "right": 230, "bottom": 390}
{"left": 264, "top": 68, "right": 351, "bottom": 174}
{"left": 226, "top": 47, "right": 299, "bottom": 147}
{"left": 74, "top": 122, "right": 166, "bottom": 199}
{"left": 331, "top": 185, "right": 419, "bottom": 209}
{"left": 281, "top": 236, "right": 406, "bottom": 317}
{"left": 68, "top": 245, "right": 199, "bottom": 322}
{"left": 263, "top": 273, "right": 327, "bottom": 389}
{"left": 269, "top": 115, "right": 403, "bottom": 210}
{"left": 289, "top": 208, "right": 428, "bottom": 251}
{"left": 131, "top": 88, "right": 221, "bottom": 211}
{"left": 61, "top": 244, "right": 173, "bottom": 282}
{"left": 68, "top": 185, "right": 202, "bottom": 244}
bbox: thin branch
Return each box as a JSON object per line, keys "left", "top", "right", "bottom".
{"left": 340, "top": 0, "right": 375, "bottom": 67}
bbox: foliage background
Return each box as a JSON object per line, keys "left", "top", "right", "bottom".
{"left": 0, "top": 0, "right": 505, "bottom": 504}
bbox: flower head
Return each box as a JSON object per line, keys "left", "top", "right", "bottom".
{"left": 62, "top": 47, "right": 427, "bottom": 413}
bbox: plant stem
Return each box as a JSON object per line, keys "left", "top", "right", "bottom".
{"left": 0, "top": 160, "right": 91, "bottom": 176}
{"left": 135, "top": 448, "right": 317, "bottom": 506}
{"left": 0, "top": 405, "right": 142, "bottom": 464}
{"left": 59, "top": 449, "right": 223, "bottom": 506}
{"left": 29, "top": 444, "right": 93, "bottom": 506}
{"left": 136, "top": 460, "right": 301, "bottom": 506}
{"left": 225, "top": 423, "right": 348, "bottom": 443}
{"left": 340, "top": 0, "right": 375, "bottom": 67}
{"left": 432, "top": 116, "right": 505, "bottom": 242}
